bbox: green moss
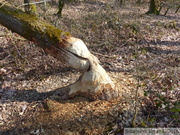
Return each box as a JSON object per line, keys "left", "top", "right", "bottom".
{"left": 13, "top": 12, "right": 70, "bottom": 44}
{"left": 39, "top": 23, "right": 70, "bottom": 43}
{"left": 0, "top": 3, "right": 38, "bottom": 22}
{"left": 31, "top": 4, "right": 36, "bottom": 13}
{"left": 27, "top": 4, "right": 36, "bottom": 14}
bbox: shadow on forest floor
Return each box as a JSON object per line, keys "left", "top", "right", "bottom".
{"left": 142, "top": 40, "right": 180, "bottom": 55}
{"left": 0, "top": 86, "right": 79, "bottom": 104}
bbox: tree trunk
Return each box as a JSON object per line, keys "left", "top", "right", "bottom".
{"left": 136, "top": 0, "right": 142, "bottom": 4}
{"left": 116, "top": 0, "right": 125, "bottom": 7}
{"left": 57, "top": 0, "right": 65, "bottom": 17}
{"left": 0, "top": 3, "right": 120, "bottom": 100}
{"left": 146, "top": 0, "right": 162, "bottom": 15}
{"left": 24, "top": 0, "right": 36, "bottom": 13}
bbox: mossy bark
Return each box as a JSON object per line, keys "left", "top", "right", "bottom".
{"left": 0, "top": 2, "right": 70, "bottom": 61}
{"left": 146, "top": 0, "right": 162, "bottom": 15}
{"left": 24, "top": 0, "right": 37, "bottom": 14}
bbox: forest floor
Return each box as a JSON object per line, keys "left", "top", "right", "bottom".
{"left": 0, "top": 0, "right": 180, "bottom": 135}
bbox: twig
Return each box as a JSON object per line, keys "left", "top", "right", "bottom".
{"left": 175, "top": 5, "right": 180, "bottom": 13}
{"left": 164, "top": 7, "right": 171, "bottom": 16}
{"left": 131, "top": 44, "right": 140, "bottom": 127}
{"left": 89, "top": 42, "right": 110, "bottom": 48}
{"left": 167, "top": 118, "right": 178, "bottom": 127}
{"left": 13, "top": 44, "right": 24, "bottom": 59}
{"left": 91, "top": 51, "right": 117, "bottom": 58}
{"left": 0, "top": 1, "right": 8, "bottom": 8}
{"left": 131, "top": 77, "right": 140, "bottom": 127}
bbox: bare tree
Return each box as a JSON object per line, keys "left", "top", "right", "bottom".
{"left": 0, "top": 2, "right": 120, "bottom": 100}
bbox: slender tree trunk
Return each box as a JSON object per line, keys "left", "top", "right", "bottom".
{"left": 24, "top": 0, "right": 36, "bottom": 13}
{"left": 57, "top": 0, "right": 65, "bottom": 17}
{"left": 119, "top": 0, "right": 125, "bottom": 7}
{"left": 0, "top": 3, "right": 120, "bottom": 100}
{"left": 146, "top": 0, "right": 162, "bottom": 15}
{"left": 136, "top": 0, "right": 142, "bottom": 4}
{"left": 44, "top": 0, "right": 47, "bottom": 9}
{"left": 175, "top": 5, "right": 180, "bottom": 13}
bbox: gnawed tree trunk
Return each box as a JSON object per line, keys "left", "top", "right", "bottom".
{"left": 146, "top": 0, "right": 162, "bottom": 15}
{"left": 0, "top": 3, "right": 120, "bottom": 100}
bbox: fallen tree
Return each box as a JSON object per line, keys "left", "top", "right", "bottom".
{"left": 0, "top": 2, "right": 120, "bottom": 100}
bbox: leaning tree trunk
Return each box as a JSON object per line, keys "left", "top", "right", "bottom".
{"left": 146, "top": 0, "right": 162, "bottom": 15}
{"left": 0, "top": 3, "right": 120, "bottom": 100}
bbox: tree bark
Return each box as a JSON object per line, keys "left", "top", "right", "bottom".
{"left": 0, "top": 3, "right": 120, "bottom": 100}
{"left": 24, "top": 0, "right": 36, "bottom": 13}
{"left": 116, "top": 0, "right": 125, "bottom": 7}
{"left": 136, "top": 0, "right": 143, "bottom": 4}
{"left": 146, "top": 0, "right": 162, "bottom": 15}
{"left": 57, "top": 0, "right": 65, "bottom": 17}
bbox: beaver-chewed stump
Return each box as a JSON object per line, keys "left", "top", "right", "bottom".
{"left": 54, "top": 36, "right": 120, "bottom": 101}
{"left": 68, "top": 71, "right": 119, "bottom": 101}
{"left": 0, "top": 3, "right": 120, "bottom": 101}
{"left": 68, "top": 68, "right": 119, "bottom": 101}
